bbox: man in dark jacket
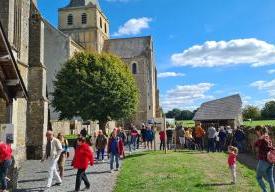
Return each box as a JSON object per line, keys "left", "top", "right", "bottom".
{"left": 95, "top": 130, "right": 107, "bottom": 161}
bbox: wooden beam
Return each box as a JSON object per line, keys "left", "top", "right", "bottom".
{"left": 0, "top": 54, "right": 10, "bottom": 62}
{"left": 6, "top": 79, "right": 20, "bottom": 86}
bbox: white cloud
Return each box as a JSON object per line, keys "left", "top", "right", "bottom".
{"left": 171, "top": 38, "right": 275, "bottom": 67}
{"left": 251, "top": 79, "right": 275, "bottom": 97}
{"left": 113, "top": 17, "right": 152, "bottom": 37}
{"left": 268, "top": 69, "right": 275, "bottom": 74}
{"left": 161, "top": 83, "right": 214, "bottom": 111}
{"left": 158, "top": 72, "right": 185, "bottom": 78}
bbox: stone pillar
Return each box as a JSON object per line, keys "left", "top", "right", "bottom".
{"left": 26, "top": 3, "right": 48, "bottom": 160}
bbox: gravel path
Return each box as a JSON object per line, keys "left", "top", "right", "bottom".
{"left": 16, "top": 149, "right": 120, "bottom": 192}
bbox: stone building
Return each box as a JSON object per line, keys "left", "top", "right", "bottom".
{"left": 0, "top": 0, "right": 161, "bottom": 177}
{"left": 58, "top": 0, "right": 162, "bottom": 127}
{"left": 193, "top": 94, "right": 243, "bottom": 129}
{"left": 0, "top": 0, "right": 83, "bottom": 161}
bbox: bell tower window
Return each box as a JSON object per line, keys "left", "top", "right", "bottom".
{"left": 81, "top": 13, "right": 87, "bottom": 24}
{"left": 104, "top": 23, "right": 107, "bottom": 33}
{"left": 132, "top": 63, "right": 137, "bottom": 74}
{"left": 67, "top": 14, "right": 73, "bottom": 25}
{"left": 100, "top": 17, "right": 103, "bottom": 28}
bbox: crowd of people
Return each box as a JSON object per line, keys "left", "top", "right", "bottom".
{"left": 0, "top": 123, "right": 274, "bottom": 192}
{"left": 167, "top": 123, "right": 246, "bottom": 154}
{"left": 39, "top": 123, "right": 158, "bottom": 191}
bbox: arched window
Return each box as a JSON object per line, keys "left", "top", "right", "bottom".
{"left": 67, "top": 14, "right": 73, "bottom": 25}
{"left": 81, "top": 13, "right": 87, "bottom": 24}
{"left": 132, "top": 63, "right": 137, "bottom": 74}
{"left": 100, "top": 17, "right": 103, "bottom": 28}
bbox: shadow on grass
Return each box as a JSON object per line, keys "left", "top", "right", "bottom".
{"left": 125, "top": 153, "right": 147, "bottom": 159}
{"left": 195, "top": 183, "right": 233, "bottom": 187}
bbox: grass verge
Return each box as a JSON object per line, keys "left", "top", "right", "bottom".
{"left": 115, "top": 151, "right": 259, "bottom": 192}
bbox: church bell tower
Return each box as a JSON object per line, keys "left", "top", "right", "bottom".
{"left": 58, "top": 0, "right": 109, "bottom": 52}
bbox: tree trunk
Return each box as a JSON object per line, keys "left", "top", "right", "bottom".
{"left": 99, "top": 120, "right": 108, "bottom": 136}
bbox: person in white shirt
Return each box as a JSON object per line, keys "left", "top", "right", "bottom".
{"left": 207, "top": 124, "right": 217, "bottom": 152}
{"left": 41, "top": 131, "right": 63, "bottom": 189}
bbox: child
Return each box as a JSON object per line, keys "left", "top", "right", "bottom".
{"left": 228, "top": 146, "right": 238, "bottom": 184}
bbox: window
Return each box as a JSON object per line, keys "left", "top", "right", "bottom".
{"left": 100, "top": 17, "right": 103, "bottom": 28}
{"left": 81, "top": 13, "right": 87, "bottom": 24}
{"left": 132, "top": 63, "right": 137, "bottom": 74}
{"left": 67, "top": 14, "right": 73, "bottom": 25}
{"left": 104, "top": 23, "right": 107, "bottom": 33}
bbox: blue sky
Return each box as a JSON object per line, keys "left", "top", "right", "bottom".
{"left": 38, "top": 0, "right": 275, "bottom": 112}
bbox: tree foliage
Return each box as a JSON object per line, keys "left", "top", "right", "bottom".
{"left": 52, "top": 52, "right": 139, "bottom": 132}
{"left": 261, "top": 101, "right": 275, "bottom": 119}
{"left": 166, "top": 109, "right": 195, "bottom": 120}
{"left": 242, "top": 105, "right": 261, "bottom": 120}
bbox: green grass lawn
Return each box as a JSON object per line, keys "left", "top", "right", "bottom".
{"left": 243, "top": 120, "right": 275, "bottom": 127}
{"left": 177, "top": 120, "right": 195, "bottom": 127}
{"left": 115, "top": 151, "right": 259, "bottom": 192}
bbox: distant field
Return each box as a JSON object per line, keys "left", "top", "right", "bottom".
{"left": 177, "top": 120, "right": 195, "bottom": 127}
{"left": 243, "top": 120, "right": 275, "bottom": 127}
{"left": 177, "top": 120, "right": 275, "bottom": 127}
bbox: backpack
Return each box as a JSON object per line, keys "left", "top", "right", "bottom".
{"left": 267, "top": 149, "right": 275, "bottom": 164}
{"left": 265, "top": 136, "right": 275, "bottom": 164}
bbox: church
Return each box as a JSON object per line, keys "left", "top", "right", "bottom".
{"left": 56, "top": 0, "right": 162, "bottom": 125}
{"left": 0, "top": 0, "right": 161, "bottom": 187}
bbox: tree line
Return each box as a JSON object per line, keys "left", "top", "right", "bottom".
{"left": 165, "top": 109, "right": 196, "bottom": 120}
{"left": 242, "top": 101, "right": 275, "bottom": 120}
{"left": 165, "top": 101, "right": 275, "bottom": 121}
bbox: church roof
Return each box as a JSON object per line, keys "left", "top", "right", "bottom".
{"left": 193, "top": 94, "right": 242, "bottom": 121}
{"left": 66, "top": 0, "right": 101, "bottom": 10}
{"left": 103, "top": 36, "right": 152, "bottom": 58}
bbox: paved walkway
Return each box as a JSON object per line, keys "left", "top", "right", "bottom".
{"left": 16, "top": 150, "right": 119, "bottom": 192}
{"left": 16, "top": 146, "right": 145, "bottom": 192}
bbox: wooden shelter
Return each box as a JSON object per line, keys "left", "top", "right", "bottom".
{"left": 193, "top": 94, "right": 243, "bottom": 129}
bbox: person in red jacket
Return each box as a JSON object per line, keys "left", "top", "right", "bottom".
{"left": 107, "top": 131, "right": 123, "bottom": 173}
{"left": 0, "top": 141, "right": 12, "bottom": 191}
{"left": 227, "top": 146, "right": 238, "bottom": 184}
{"left": 159, "top": 130, "right": 165, "bottom": 150}
{"left": 72, "top": 138, "right": 94, "bottom": 192}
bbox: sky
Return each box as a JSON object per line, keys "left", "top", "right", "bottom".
{"left": 37, "top": 0, "right": 275, "bottom": 112}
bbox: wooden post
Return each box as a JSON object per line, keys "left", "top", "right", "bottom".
{"left": 164, "top": 115, "right": 167, "bottom": 154}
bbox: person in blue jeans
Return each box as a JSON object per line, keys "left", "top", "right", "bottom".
{"left": 0, "top": 142, "right": 13, "bottom": 192}
{"left": 234, "top": 128, "right": 245, "bottom": 153}
{"left": 207, "top": 125, "right": 217, "bottom": 152}
{"left": 108, "top": 131, "right": 123, "bottom": 173}
{"left": 254, "top": 126, "right": 275, "bottom": 192}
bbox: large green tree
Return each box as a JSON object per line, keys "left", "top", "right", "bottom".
{"left": 52, "top": 52, "right": 139, "bottom": 133}
{"left": 261, "top": 101, "right": 275, "bottom": 119}
{"left": 242, "top": 105, "right": 261, "bottom": 120}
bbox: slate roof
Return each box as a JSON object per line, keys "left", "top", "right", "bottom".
{"left": 103, "top": 36, "right": 152, "bottom": 58}
{"left": 193, "top": 94, "right": 242, "bottom": 121}
{"left": 66, "top": 0, "right": 101, "bottom": 9}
